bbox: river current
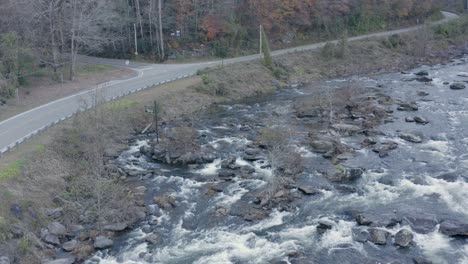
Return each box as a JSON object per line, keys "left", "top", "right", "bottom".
{"left": 87, "top": 57, "right": 468, "bottom": 264}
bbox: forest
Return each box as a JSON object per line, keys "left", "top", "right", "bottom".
{"left": 0, "top": 0, "right": 445, "bottom": 99}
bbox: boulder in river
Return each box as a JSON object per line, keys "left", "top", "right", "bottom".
{"left": 403, "top": 214, "right": 438, "bottom": 234}
{"left": 397, "top": 102, "right": 418, "bottom": 111}
{"left": 356, "top": 214, "right": 373, "bottom": 226}
{"left": 327, "top": 167, "right": 364, "bottom": 183}
{"left": 439, "top": 219, "right": 468, "bottom": 237}
{"left": 368, "top": 228, "right": 389, "bottom": 245}
{"left": 297, "top": 186, "right": 320, "bottom": 195}
{"left": 416, "top": 76, "right": 433, "bottom": 82}
{"left": 414, "top": 116, "right": 429, "bottom": 125}
{"left": 399, "top": 133, "right": 423, "bottom": 143}
{"left": 415, "top": 70, "right": 429, "bottom": 76}
{"left": 394, "top": 229, "right": 413, "bottom": 247}
{"left": 352, "top": 228, "right": 370, "bottom": 243}
{"left": 154, "top": 195, "right": 176, "bottom": 210}
{"left": 310, "top": 140, "right": 334, "bottom": 154}
{"left": 94, "top": 236, "right": 114, "bottom": 249}
{"left": 145, "top": 233, "right": 160, "bottom": 245}
{"left": 450, "top": 83, "right": 466, "bottom": 90}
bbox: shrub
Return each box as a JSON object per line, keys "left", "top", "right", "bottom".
{"left": 201, "top": 74, "right": 210, "bottom": 85}
{"left": 383, "top": 34, "right": 404, "bottom": 49}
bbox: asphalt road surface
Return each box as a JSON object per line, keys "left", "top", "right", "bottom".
{"left": 0, "top": 11, "right": 459, "bottom": 156}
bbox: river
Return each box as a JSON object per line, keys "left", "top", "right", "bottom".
{"left": 87, "top": 57, "right": 468, "bottom": 264}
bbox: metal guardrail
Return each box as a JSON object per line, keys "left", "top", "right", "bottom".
{"left": 0, "top": 73, "right": 196, "bottom": 159}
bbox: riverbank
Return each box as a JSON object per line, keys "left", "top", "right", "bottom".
{"left": 0, "top": 15, "right": 467, "bottom": 264}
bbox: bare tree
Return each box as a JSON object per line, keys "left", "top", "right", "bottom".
{"left": 66, "top": 0, "right": 117, "bottom": 80}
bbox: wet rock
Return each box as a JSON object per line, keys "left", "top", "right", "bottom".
{"left": 144, "top": 233, "right": 160, "bottom": 245}
{"left": 62, "top": 240, "right": 78, "bottom": 252}
{"left": 403, "top": 214, "right": 438, "bottom": 234}
{"left": 310, "top": 140, "right": 334, "bottom": 154}
{"left": 417, "top": 91, "right": 430, "bottom": 96}
{"left": 142, "top": 225, "right": 152, "bottom": 234}
{"left": 94, "top": 236, "right": 113, "bottom": 249}
{"left": 415, "top": 70, "right": 429, "bottom": 76}
{"left": 43, "top": 256, "right": 76, "bottom": 264}
{"left": 368, "top": 228, "right": 389, "bottom": 245}
{"left": 328, "top": 167, "right": 364, "bottom": 183}
{"left": 233, "top": 207, "right": 269, "bottom": 222}
{"left": 297, "top": 186, "right": 320, "bottom": 195}
{"left": 240, "top": 165, "right": 255, "bottom": 175}
{"left": 397, "top": 102, "right": 418, "bottom": 111}
{"left": 215, "top": 207, "right": 229, "bottom": 217}
{"left": 373, "top": 141, "right": 398, "bottom": 158}
{"left": 394, "top": 229, "right": 413, "bottom": 247}
{"left": 405, "top": 117, "right": 415, "bottom": 123}
{"left": 48, "top": 222, "right": 67, "bottom": 236}
{"left": 317, "top": 220, "right": 334, "bottom": 233}
{"left": 435, "top": 172, "right": 459, "bottom": 182}
{"left": 218, "top": 169, "right": 236, "bottom": 180}
{"left": 352, "top": 228, "right": 369, "bottom": 243}
{"left": 416, "top": 76, "right": 433, "bottom": 82}
{"left": 356, "top": 214, "right": 373, "bottom": 226}
{"left": 450, "top": 82, "right": 466, "bottom": 90}
{"left": 243, "top": 153, "right": 262, "bottom": 161}
{"left": 0, "top": 257, "right": 10, "bottom": 264}
{"left": 414, "top": 116, "right": 429, "bottom": 125}
{"left": 103, "top": 223, "right": 128, "bottom": 232}
{"left": 245, "top": 148, "right": 260, "bottom": 156}
{"left": 153, "top": 195, "right": 176, "bottom": 210}
{"left": 221, "top": 157, "right": 240, "bottom": 170}
{"left": 399, "top": 133, "right": 423, "bottom": 143}
{"left": 439, "top": 219, "right": 468, "bottom": 237}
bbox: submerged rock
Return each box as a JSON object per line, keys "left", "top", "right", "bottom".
{"left": 394, "top": 229, "right": 413, "bottom": 247}
{"left": 439, "top": 220, "right": 468, "bottom": 237}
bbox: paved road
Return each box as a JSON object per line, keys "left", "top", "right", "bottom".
{"left": 0, "top": 11, "right": 459, "bottom": 156}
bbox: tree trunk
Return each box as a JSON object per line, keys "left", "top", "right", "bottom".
{"left": 158, "top": 0, "right": 164, "bottom": 60}
{"left": 135, "top": 0, "right": 144, "bottom": 39}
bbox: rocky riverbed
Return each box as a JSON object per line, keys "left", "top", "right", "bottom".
{"left": 83, "top": 57, "right": 468, "bottom": 264}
